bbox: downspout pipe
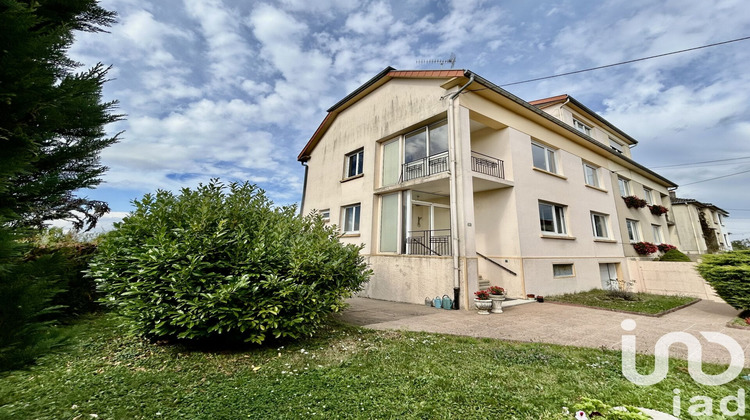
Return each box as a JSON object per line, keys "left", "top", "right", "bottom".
{"left": 299, "top": 158, "right": 309, "bottom": 216}
{"left": 447, "top": 72, "right": 475, "bottom": 309}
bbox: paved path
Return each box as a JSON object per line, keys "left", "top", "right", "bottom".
{"left": 337, "top": 297, "right": 750, "bottom": 367}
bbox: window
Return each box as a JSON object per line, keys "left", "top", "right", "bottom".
{"left": 404, "top": 121, "right": 448, "bottom": 163}
{"left": 583, "top": 163, "right": 600, "bottom": 188}
{"left": 618, "top": 177, "right": 631, "bottom": 196}
{"left": 573, "top": 118, "right": 591, "bottom": 135}
{"left": 342, "top": 204, "right": 361, "bottom": 234}
{"left": 609, "top": 137, "right": 624, "bottom": 154}
{"left": 652, "top": 224, "right": 663, "bottom": 244}
{"left": 379, "top": 194, "right": 399, "bottom": 252}
{"left": 591, "top": 212, "right": 609, "bottom": 239}
{"left": 345, "top": 149, "right": 364, "bottom": 178}
{"left": 626, "top": 219, "right": 640, "bottom": 242}
{"left": 539, "top": 202, "right": 567, "bottom": 235}
{"left": 381, "top": 139, "right": 400, "bottom": 186}
{"left": 319, "top": 209, "right": 330, "bottom": 222}
{"left": 553, "top": 264, "right": 575, "bottom": 277}
{"left": 531, "top": 142, "right": 558, "bottom": 173}
{"left": 643, "top": 187, "right": 653, "bottom": 205}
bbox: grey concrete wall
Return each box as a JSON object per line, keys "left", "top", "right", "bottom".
{"left": 629, "top": 260, "right": 724, "bottom": 302}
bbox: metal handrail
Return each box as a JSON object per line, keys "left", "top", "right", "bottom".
{"left": 407, "top": 229, "right": 451, "bottom": 256}
{"left": 476, "top": 252, "right": 517, "bottom": 276}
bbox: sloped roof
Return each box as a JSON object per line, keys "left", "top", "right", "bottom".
{"left": 671, "top": 197, "right": 729, "bottom": 215}
{"left": 530, "top": 94, "right": 638, "bottom": 145}
{"left": 297, "top": 67, "right": 676, "bottom": 188}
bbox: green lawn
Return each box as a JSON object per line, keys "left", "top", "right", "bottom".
{"left": 546, "top": 289, "right": 697, "bottom": 315}
{"left": 0, "top": 313, "right": 744, "bottom": 419}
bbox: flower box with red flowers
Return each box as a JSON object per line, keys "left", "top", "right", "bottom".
{"left": 623, "top": 195, "right": 648, "bottom": 209}
{"left": 488, "top": 285, "right": 505, "bottom": 295}
{"left": 657, "top": 243, "right": 677, "bottom": 253}
{"left": 633, "top": 241, "right": 658, "bottom": 255}
{"left": 649, "top": 205, "right": 669, "bottom": 216}
{"left": 474, "top": 289, "right": 490, "bottom": 300}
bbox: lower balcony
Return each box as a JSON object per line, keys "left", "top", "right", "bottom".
{"left": 400, "top": 151, "right": 505, "bottom": 183}
{"left": 406, "top": 229, "right": 452, "bottom": 256}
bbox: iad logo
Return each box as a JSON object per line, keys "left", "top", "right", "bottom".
{"left": 621, "top": 319, "right": 747, "bottom": 417}
{"left": 621, "top": 319, "right": 744, "bottom": 386}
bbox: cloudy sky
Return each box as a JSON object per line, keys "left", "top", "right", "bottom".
{"left": 68, "top": 0, "right": 750, "bottom": 240}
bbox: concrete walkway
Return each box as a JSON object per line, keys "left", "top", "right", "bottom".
{"left": 337, "top": 297, "right": 750, "bottom": 367}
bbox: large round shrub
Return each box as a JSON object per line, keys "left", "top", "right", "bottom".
{"left": 658, "top": 249, "right": 691, "bottom": 262}
{"left": 89, "top": 181, "right": 371, "bottom": 343}
{"left": 697, "top": 250, "right": 750, "bottom": 311}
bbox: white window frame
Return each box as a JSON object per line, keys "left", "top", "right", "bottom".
{"left": 583, "top": 163, "right": 600, "bottom": 188}
{"left": 609, "top": 137, "right": 624, "bottom": 154}
{"left": 319, "top": 208, "right": 330, "bottom": 222}
{"left": 626, "top": 219, "right": 640, "bottom": 243}
{"left": 652, "top": 224, "right": 663, "bottom": 244}
{"left": 618, "top": 177, "right": 631, "bottom": 197}
{"left": 344, "top": 148, "right": 364, "bottom": 179}
{"left": 591, "top": 212, "right": 609, "bottom": 239}
{"left": 539, "top": 201, "right": 567, "bottom": 235}
{"left": 553, "top": 263, "right": 575, "bottom": 278}
{"left": 643, "top": 187, "right": 653, "bottom": 206}
{"left": 573, "top": 118, "right": 591, "bottom": 136}
{"left": 342, "top": 203, "right": 361, "bottom": 234}
{"left": 531, "top": 141, "right": 558, "bottom": 174}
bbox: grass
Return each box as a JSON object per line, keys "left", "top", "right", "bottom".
{"left": 0, "top": 313, "right": 745, "bottom": 419}
{"left": 546, "top": 289, "right": 697, "bottom": 315}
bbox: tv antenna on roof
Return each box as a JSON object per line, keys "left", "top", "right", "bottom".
{"left": 417, "top": 52, "right": 456, "bottom": 68}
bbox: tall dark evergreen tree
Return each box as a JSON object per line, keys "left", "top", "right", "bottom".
{"left": 0, "top": 0, "right": 120, "bottom": 370}
{"left": 0, "top": 0, "right": 122, "bottom": 231}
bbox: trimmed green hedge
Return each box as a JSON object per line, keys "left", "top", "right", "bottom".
{"left": 697, "top": 250, "right": 750, "bottom": 310}
{"left": 89, "top": 181, "right": 371, "bottom": 344}
{"left": 658, "top": 249, "right": 691, "bottom": 262}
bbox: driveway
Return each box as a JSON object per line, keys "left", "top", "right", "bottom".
{"left": 337, "top": 297, "right": 750, "bottom": 367}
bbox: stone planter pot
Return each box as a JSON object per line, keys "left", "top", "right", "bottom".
{"left": 489, "top": 295, "right": 505, "bottom": 313}
{"left": 474, "top": 299, "right": 492, "bottom": 315}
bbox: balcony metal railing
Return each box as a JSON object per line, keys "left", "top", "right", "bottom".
{"left": 402, "top": 152, "right": 449, "bottom": 182}
{"left": 406, "top": 229, "right": 452, "bottom": 256}
{"left": 471, "top": 151, "right": 504, "bottom": 178}
{"left": 400, "top": 151, "right": 505, "bottom": 183}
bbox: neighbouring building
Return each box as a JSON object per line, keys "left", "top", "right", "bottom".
{"left": 298, "top": 67, "right": 680, "bottom": 309}
{"left": 670, "top": 195, "right": 732, "bottom": 256}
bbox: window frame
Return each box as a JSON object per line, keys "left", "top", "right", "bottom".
{"left": 626, "top": 219, "right": 640, "bottom": 243}
{"left": 643, "top": 187, "right": 653, "bottom": 205}
{"left": 583, "top": 163, "right": 600, "bottom": 188}
{"left": 539, "top": 201, "right": 568, "bottom": 235}
{"left": 591, "top": 212, "right": 609, "bottom": 239}
{"left": 344, "top": 148, "right": 364, "bottom": 179}
{"left": 572, "top": 118, "right": 592, "bottom": 136}
{"left": 531, "top": 141, "right": 558, "bottom": 174}
{"left": 319, "top": 208, "right": 330, "bottom": 222}
{"left": 652, "top": 224, "right": 663, "bottom": 244}
{"left": 609, "top": 137, "right": 624, "bottom": 154}
{"left": 342, "top": 203, "right": 361, "bottom": 234}
{"left": 553, "top": 263, "right": 575, "bottom": 278}
{"left": 618, "top": 177, "right": 631, "bottom": 197}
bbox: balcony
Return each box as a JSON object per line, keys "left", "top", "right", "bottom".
{"left": 400, "top": 151, "right": 505, "bottom": 183}
{"left": 406, "top": 229, "right": 452, "bottom": 256}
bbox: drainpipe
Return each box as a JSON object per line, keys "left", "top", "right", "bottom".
{"left": 299, "top": 159, "right": 309, "bottom": 216}
{"left": 447, "top": 72, "right": 475, "bottom": 309}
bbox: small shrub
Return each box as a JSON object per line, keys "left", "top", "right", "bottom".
{"left": 632, "top": 241, "right": 657, "bottom": 255}
{"left": 606, "top": 289, "right": 639, "bottom": 301}
{"left": 658, "top": 248, "right": 691, "bottom": 262}
{"left": 697, "top": 250, "right": 750, "bottom": 311}
{"left": 89, "top": 180, "right": 371, "bottom": 344}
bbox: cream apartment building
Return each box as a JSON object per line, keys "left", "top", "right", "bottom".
{"left": 298, "top": 68, "right": 679, "bottom": 310}
{"left": 670, "top": 196, "right": 732, "bottom": 256}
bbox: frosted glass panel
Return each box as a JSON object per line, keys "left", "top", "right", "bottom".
{"left": 379, "top": 194, "right": 399, "bottom": 252}
{"left": 382, "top": 140, "right": 399, "bottom": 186}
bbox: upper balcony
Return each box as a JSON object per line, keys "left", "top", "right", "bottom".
{"left": 400, "top": 151, "right": 505, "bottom": 181}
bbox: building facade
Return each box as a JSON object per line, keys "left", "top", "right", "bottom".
{"left": 298, "top": 68, "right": 679, "bottom": 309}
{"left": 670, "top": 196, "right": 732, "bottom": 256}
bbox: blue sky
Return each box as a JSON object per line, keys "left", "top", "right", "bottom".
{"left": 68, "top": 0, "right": 750, "bottom": 240}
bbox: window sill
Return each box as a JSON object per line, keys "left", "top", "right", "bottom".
{"left": 541, "top": 234, "right": 576, "bottom": 240}
{"left": 533, "top": 167, "right": 567, "bottom": 180}
{"left": 341, "top": 174, "right": 364, "bottom": 183}
{"left": 340, "top": 233, "right": 360, "bottom": 238}
{"left": 594, "top": 238, "right": 617, "bottom": 243}
{"left": 553, "top": 275, "right": 576, "bottom": 279}
{"left": 585, "top": 184, "right": 608, "bottom": 193}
